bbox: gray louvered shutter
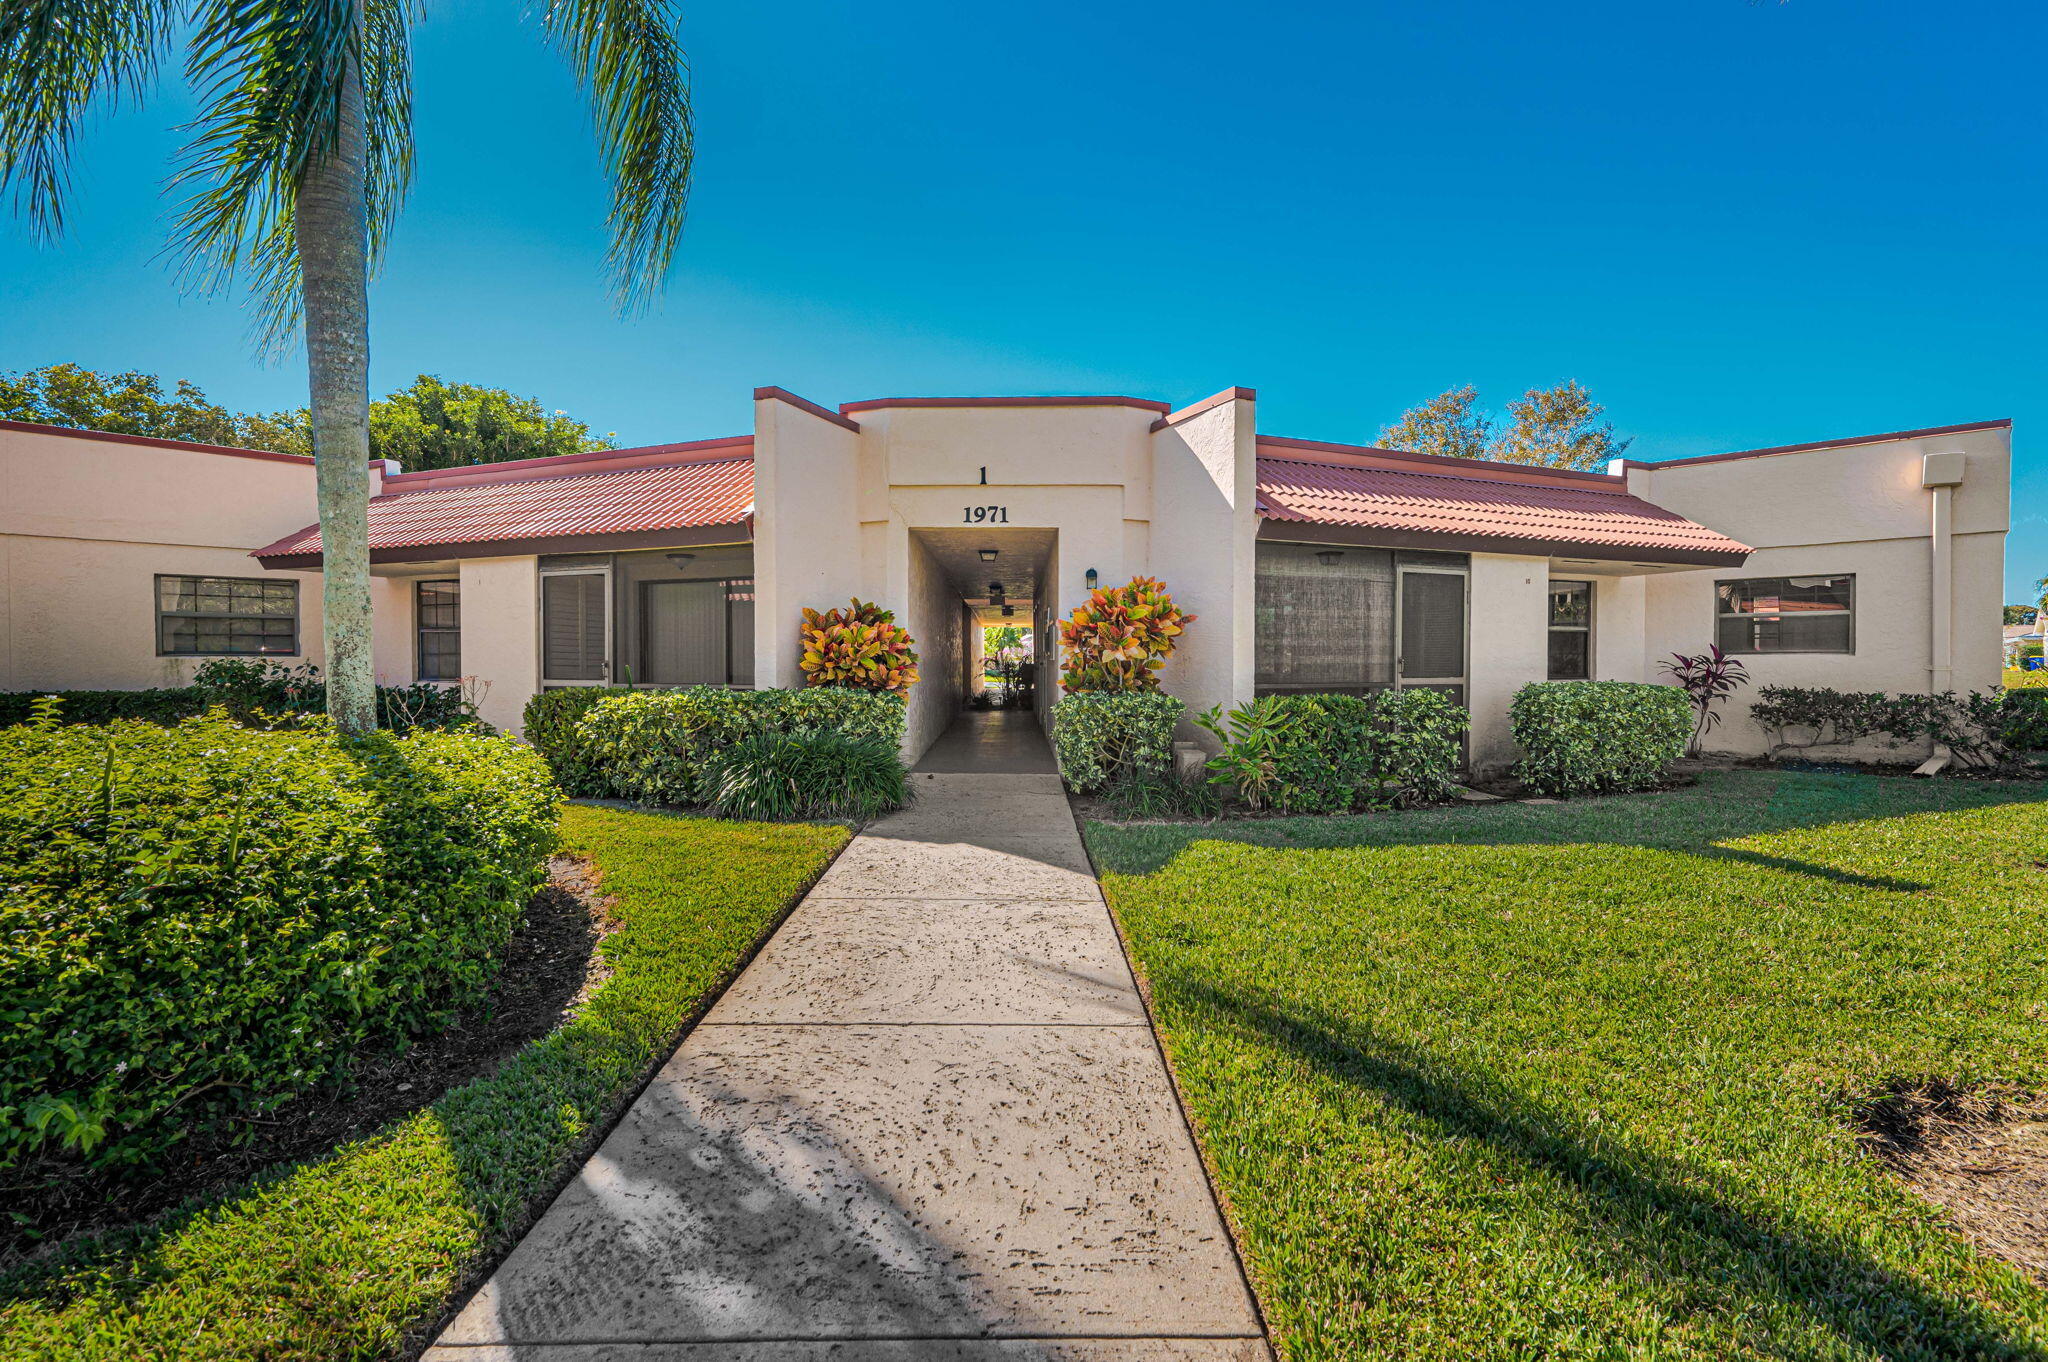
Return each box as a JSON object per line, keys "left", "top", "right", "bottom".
{"left": 542, "top": 573, "right": 608, "bottom": 681}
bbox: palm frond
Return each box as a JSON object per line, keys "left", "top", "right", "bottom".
{"left": 537, "top": 0, "right": 693, "bottom": 308}
{"left": 0, "top": 0, "right": 181, "bottom": 237}
{"left": 169, "top": 0, "right": 414, "bottom": 350}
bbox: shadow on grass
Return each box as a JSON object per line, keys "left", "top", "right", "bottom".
{"left": 1172, "top": 977, "right": 2037, "bottom": 1359}
{"left": 1089, "top": 768, "right": 2048, "bottom": 883}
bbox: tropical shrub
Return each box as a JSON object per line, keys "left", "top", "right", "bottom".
{"left": 1258, "top": 689, "right": 1468, "bottom": 813}
{"left": 1511, "top": 680, "right": 1692, "bottom": 797}
{"left": 1053, "top": 691, "right": 1185, "bottom": 793}
{"left": 697, "top": 731, "right": 908, "bottom": 822}
{"left": 1656, "top": 645, "right": 1749, "bottom": 755}
{"left": 521, "top": 687, "right": 613, "bottom": 794}
{"left": 1751, "top": 685, "right": 2048, "bottom": 767}
{"left": 0, "top": 709, "right": 557, "bottom": 1173}
{"left": 0, "top": 660, "right": 479, "bottom": 734}
{"left": 548, "top": 686, "right": 909, "bottom": 806}
{"left": 799, "top": 599, "right": 920, "bottom": 693}
{"left": 1195, "top": 698, "right": 1296, "bottom": 810}
{"left": 1057, "top": 576, "right": 1194, "bottom": 693}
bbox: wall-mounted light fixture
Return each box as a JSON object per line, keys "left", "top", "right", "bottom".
{"left": 987, "top": 582, "right": 1005, "bottom": 604}
{"left": 1314, "top": 550, "right": 1344, "bottom": 567}
{"left": 1084, "top": 568, "right": 1099, "bottom": 590}
{"left": 978, "top": 548, "right": 998, "bottom": 563}
{"left": 1001, "top": 604, "right": 1015, "bottom": 617}
{"left": 666, "top": 552, "right": 697, "bottom": 569}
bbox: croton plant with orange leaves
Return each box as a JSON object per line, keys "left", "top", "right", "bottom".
{"left": 1057, "top": 576, "right": 1194, "bottom": 693}
{"left": 799, "top": 599, "right": 921, "bottom": 694}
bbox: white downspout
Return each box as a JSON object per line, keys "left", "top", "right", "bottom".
{"left": 1914, "top": 450, "right": 1967, "bottom": 776}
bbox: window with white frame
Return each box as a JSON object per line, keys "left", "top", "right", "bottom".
{"left": 1715, "top": 574, "right": 1854, "bottom": 654}
{"left": 155, "top": 574, "right": 298, "bottom": 656}
{"left": 1547, "top": 579, "right": 1592, "bottom": 679}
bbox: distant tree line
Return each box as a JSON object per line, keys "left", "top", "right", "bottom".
{"left": 0, "top": 363, "right": 616, "bottom": 471}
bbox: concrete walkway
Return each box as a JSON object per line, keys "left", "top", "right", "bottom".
{"left": 428, "top": 729, "right": 1267, "bottom": 1359}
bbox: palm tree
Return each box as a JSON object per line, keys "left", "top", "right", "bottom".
{"left": 1, "top": 0, "right": 691, "bottom": 733}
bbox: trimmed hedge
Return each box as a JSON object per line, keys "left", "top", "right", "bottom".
{"left": 0, "top": 659, "right": 478, "bottom": 734}
{"left": 1053, "top": 691, "right": 1186, "bottom": 793}
{"left": 1751, "top": 684, "right": 2048, "bottom": 766}
{"left": 1264, "top": 690, "right": 1468, "bottom": 813}
{"left": 1511, "top": 680, "right": 1692, "bottom": 797}
{"left": 526, "top": 686, "right": 909, "bottom": 807}
{"left": 0, "top": 713, "right": 558, "bottom": 1173}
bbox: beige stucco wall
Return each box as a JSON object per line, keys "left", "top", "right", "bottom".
{"left": 459, "top": 555, "right": 540, "bottom": 734}
{"left": 902, "top": 532, "right": 965, "bottom": 760}
{"left": 1626, "top": 425, "right": 2010, "bottom": 757}
{"left": 1467, "top": 554, "right": 1551, "bottom": 774}
{"left": 0, "top": 427, "right": 328, "bottom": 691}
{"left": 751, "top": 395, "right": 1262, "bottom": 763}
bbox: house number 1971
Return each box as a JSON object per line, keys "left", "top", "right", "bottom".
{"left": 963, "top": 505, "right": 1009, "bottom": 523}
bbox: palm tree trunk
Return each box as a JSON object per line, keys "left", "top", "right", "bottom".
{"left": 295, "top": 5, "right": 376, "bottom": 737}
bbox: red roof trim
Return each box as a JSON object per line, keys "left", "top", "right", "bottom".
{"left": 754, "top": 386, "right": 862, "bottom": 432}
{"left": 837, "top": 394, "right": 1173, "bottom": 416}
{"left": 1255, "top": 519, "right": 1750, "bottom": 567}
{"left": 257, "top": 520, "right": 751, "bottom": 570}
{"left": 1627, "top": 418, "right": 2012, "bottom": 470}
{"left": 0, "top": 417, "right": 315, "bottom": 466}
{"left": 1150, "top": 386, "right": 1255, "bottom": 433}
{"left": 1257, "top": 434, "right": 1624, "bottom": 489}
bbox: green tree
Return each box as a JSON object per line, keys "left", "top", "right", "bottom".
{"left": 371, "top": 374, "right": 613, "bottom": 470}
{"left": 1381, "top": 380, "right": 1633, "bottom": 471}
{"left": 2009, "top": 604, "right": 2041, "bottom": 626}
{"left": 3, "top": 0, "right": 691, "bottom": 733}
{"left": 2, "top": 362, "right": 313, "bottom": 452}
{"left": 1377, "top": 384, "right": 1492, "bottom": 461}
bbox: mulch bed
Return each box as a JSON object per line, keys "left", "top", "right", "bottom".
{"left": 3, "top": 855, "right": 619, "bottom": 1267}
{"left": 1858, "top": 1080, "right": 2048, "bottom": 1283}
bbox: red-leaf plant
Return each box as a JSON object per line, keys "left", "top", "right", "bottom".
{"left": 1658, "top": 645, "right": 1750, "bottom": 756}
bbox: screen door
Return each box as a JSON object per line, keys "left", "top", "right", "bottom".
{"left": 1396, "top": 565, "right": 1467, "bottom": 706}
{"left": 540, "top": 569, "right": 610, "bottom": 686}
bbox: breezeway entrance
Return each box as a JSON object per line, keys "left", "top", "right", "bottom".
{"left": 903, "top": 526, "right": 1059, "bottom": 764}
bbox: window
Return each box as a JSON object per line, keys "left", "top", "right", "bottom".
{"left": 1716, "top": 574, "right": 1854, "bottom": 654}
{"left": 155, "top": 574, "right": 298, "bottom": 656}
{"left": 1547, "top": 579, "right": 1592, "bottom": 679}
{"left": 416, "top": 579, "right": 461, "bottom": 680}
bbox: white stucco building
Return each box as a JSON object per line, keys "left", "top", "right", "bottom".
{"left": 0, "top": 388, "right": 2013, "bottom": 772}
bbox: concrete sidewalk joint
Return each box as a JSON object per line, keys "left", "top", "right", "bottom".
{"left": 431, "top": 763, "right": 1267, "bottom": 1360}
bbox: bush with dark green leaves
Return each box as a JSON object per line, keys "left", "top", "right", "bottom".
{"left": 0, "top": 708, "right": 558, "bottom": 1174}
{"left": 1752, "top": 684, "right": 2048, "bottom": 767}
{"left": 0, "top": 659, "right": 478, "bottom": 734}
{"left": 521, "top": 687, "right": 613, "bottom": 795}
{"left": 549, "top": 686, "right": 908, "bottom": 806}
{"left": 1263, "top": 690, "right": 1468, "bottom": 813}
{"left": 697, "top": 731, "right": 908, "bottom": 822}
{"left": 1511, "top": 680, "right": 1692, "bottom": 797}
{"left": 1053, "top": 691, "right": 1186, "bottom": 793}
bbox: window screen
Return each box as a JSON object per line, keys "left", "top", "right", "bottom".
{"left": 1254, "top": 543, "right": 1395, "bottom": 694}
{"left": 1547, "top": 579, "right": 1592, "bottom": 680}
{"left": 726, "top": 577, "right": 756, "bottom": 686}
{"left": 1399, "top": 570, "right": 1467, "bottom": 681}
{"left": 542, "top": 572, "right": 608, "bottom": 680}
{"left": 156, "top": 574, "right": 298, "bottom": 655}
{"left": 1716, "top": 575, "right": 1854, "bottom": 654}
{"left": 416, "top": 579, "right": 461, "bottom": 680}
{"left": 640, "top": 579, "right": 726, "bottom": 685}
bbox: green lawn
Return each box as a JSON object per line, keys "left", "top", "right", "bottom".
{"left": 1087, "top": 770, "right": 2048, "bottom": 1361}
{"left": 0, "top": 804, "right": 846, "bottom": 1361}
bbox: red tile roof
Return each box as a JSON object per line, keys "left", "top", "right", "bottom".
{"left": 254, "top": 453, "right": 754, "bottom": 565}
{"left": 1255, "top": 452, "right": 1751, "bottom": 564}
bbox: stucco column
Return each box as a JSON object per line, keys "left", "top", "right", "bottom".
{"left": 1922, "top": 450, "right": 1966, "bottom": 696}
{"left": 751, "top": 388, "right": 865, "bottom": 689}
{"left": 1147, "top": 388, "right": 1258, "bottom": 737}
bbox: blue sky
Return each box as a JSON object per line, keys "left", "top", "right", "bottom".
{"left": 4, "top": 0, "right": 2042, "bottom": 601}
